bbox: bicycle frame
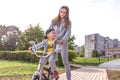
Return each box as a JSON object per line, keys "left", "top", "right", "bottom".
{"left": 30, "top": 41, "right": 58, "bottom": 80}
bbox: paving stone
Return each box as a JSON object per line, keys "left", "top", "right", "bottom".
{"left": 59, "top": 67, "right": 108, "bottom": 80}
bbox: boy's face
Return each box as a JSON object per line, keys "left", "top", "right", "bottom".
{"left": 47, "top": 31, "right": 56, "bottom": 39}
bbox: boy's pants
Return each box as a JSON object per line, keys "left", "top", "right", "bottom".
{"left": 38, "top": 53, "right": 57, "bottom": 72}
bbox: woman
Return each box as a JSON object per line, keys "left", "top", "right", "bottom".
{"left": 49, "top": 6, "right": 71, "bottom": 80}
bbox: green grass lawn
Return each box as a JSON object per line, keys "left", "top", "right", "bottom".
{"left": 0, "top": 59, "right": 65, "bottom": 80}
{"left": 73, "top": 57, "right": 115, "bottom": 66}
{"left": 0, "top": 57, "right": 118, "bottom": 80}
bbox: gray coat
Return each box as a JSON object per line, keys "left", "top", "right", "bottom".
{"left": 49, "top": 21, "right": 71, "bottom": 44}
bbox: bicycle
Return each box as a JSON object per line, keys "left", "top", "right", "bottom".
{"left": 29, "top": 41, "right": 59, "bottom": 80}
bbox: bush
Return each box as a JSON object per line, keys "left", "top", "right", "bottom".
{"left": 0, "top": 51, "right": 42, "bottom": 62}
{"left": 79, "top": 53, "right": 84, "bottom": 57}
{"left": 56, "top": 53, "right": 63, "bottom": 66}
{"left": 91, "top": 50, "right": 99, "bottom": 57}
{"left": 0, "top": 50, "right": 77, "bottom": 66}
{"left": 79, "top": 46, "right": 84, "bottom": 57}
{"left": 56, "top": 50, "right": 78, "bottom": 66}
{"left": 68, "top": 50, "right": 78, "bottom": 62}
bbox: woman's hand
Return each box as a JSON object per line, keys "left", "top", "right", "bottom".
{"left": 57, "top": 40, "right": 63, "bottom": 45}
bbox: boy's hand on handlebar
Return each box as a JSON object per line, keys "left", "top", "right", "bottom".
{"left": 28, "top": 47, "right": 32, "bottom": 51}
{"left": 55, "top": 51, "right": 59, "bottom": 54}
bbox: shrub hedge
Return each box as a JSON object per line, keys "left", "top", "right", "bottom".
{"left": 0, "top": 50, "right": 77, "bottom": 66}
{"left": 0, "top": 51, "right": 40, "bottom": 62}
{"left": 91, "top": 49, "right": 99, "bottom": 57}
{"left": 56, "top": 50, "right": 78, "bottom": 66}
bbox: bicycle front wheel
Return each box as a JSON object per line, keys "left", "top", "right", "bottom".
{"left": 32, "top": 71, "right": 42, "bottom": 80}
{"left": 32, "top": 74, "right": 39, "bottom": 80}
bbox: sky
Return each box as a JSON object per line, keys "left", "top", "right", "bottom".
{"left": 0, "top": 0, "right": 120, "bottom": 46}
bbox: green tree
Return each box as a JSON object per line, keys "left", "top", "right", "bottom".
{"left": 0, "top": 25, "right": 7, "bottom": 50}
{"left": 17, "top": 24, "right": 44, "bottom": 50}
{"left": 0, "top": 25, "right": 20, "bottom": 50}
{"left": 79, "top": 46, "right": 84, "bottom": 57}
{"left": 68, "top": 35, "right": 75, "bottom": 50}
{"left": 91, "top": 49, "right": 99, "bottom": 57}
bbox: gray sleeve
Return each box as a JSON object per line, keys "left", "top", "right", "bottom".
{"left": 32, "top": 40, "right": 45, "bottom": 51}
{"left": 62, "top": 24, "right": 71, "bottom": 42}
{"left": 56, "top": 32, "right": 64, "bottom": 39}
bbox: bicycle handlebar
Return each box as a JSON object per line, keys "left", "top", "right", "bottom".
{"left": 29, "top": 41, "right": 52, "bottom": 58}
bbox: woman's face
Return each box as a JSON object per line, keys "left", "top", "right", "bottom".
{"left": 59, "top": 8, "right": 67, "bottom": 19}
{"left": 47, "top": 31, "right": 56, "bottom": 39}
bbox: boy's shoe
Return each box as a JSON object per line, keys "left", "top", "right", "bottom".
{"left": 52, "top": 71, "right": 59, "bottom": 78}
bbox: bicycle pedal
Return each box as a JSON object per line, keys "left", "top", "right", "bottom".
{"left": 44, "top": 67, "right": 50, "bottom": 72}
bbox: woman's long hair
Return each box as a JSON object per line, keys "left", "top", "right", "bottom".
{"left": 52, "top": 6, "right": 71, "bottom": 29}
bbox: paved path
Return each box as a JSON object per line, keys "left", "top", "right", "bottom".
{"left": 59, "top": 67, "right": 108, "bottom": 80}
{"left": 99, "top": 59, "right": 120, "bottom": 69}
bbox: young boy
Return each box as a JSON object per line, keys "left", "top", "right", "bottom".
{"left": 29, "top": 28, "right": 60, "bottom": 78}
